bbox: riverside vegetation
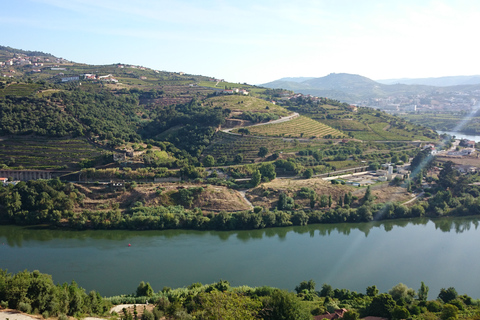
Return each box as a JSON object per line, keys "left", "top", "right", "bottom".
{"left": 2, "top": 269, "right": 480, "bottom": 320}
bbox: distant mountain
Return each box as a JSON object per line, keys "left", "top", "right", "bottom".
{"left": 376, "top": 75, "right": 480, "bottom": 86}
{"left": 261, "top": 73, "right": 433, "bottom": 103}
{"left": 274, "top": 77, "right": 315, "bottom": 83}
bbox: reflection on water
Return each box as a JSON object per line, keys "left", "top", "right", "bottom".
{"left": 1, "top": 216, "right": 478, "bottom": 247}
{"left": 2, "top": 216, "right": 480, "bottom": 298}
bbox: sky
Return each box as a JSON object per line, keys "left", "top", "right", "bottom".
{"left": 2, "top": 0, "right": 480, "bottom": 84}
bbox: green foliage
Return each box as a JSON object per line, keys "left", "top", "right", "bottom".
{"left": 297, "top": 187, "right": 316, "bottom": 199}
{"left": 0, "top": 96, "right": 83, "bottom": 136}
{"left": 202, "top": 155, "right": 215, "bottom": 167}
{"left": 136, "top": 281, "right": 154, "bottom": 297}
{"left": 441, "top": 304, "right": 459, "bottom": 320}
{"left": 295, "top": 280, "right": 316, "bottom": 294}
{"left": 302, "top": 168, "right": 313, "bottom": 179}
{"left": 259, "top": 163, "right": 276, "bottom": 181}
{"left": 388, "top": 283, "right": 415, "bottom": 303}
{"left": 438, "top": 287, "right": 458, "bottom": 303}
{"left": 277, "top": 193, "right": 295, "bottom": 211}
{"left": 0, "top": 269, "right": 109, "bottom": 316}
{"left": 418, "top": 281, "right": 429, "bottom": 301}
{"left": 258, "top": 146, "right": 269, "bottom": 157}
{"left": 368, "top": 293, "right": 396, "bottom": 318}
{"left": 391, "top": 305, "right": 410, "bottom": 320}
{"left": 262, "top": 289, "right": 311, "bottom": 320}
{"left": 366, "top": 285, "right": 379, "bottom": 297}
{"left": 320, "top": 284, "right": 334, "bottom": 297}
{"left": 0, "top": 179, "right": 79, "bottom": 224}
{"left": 251, "top": 170, "right": 262, "bottom": 187}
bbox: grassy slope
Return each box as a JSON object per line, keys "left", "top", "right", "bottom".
{"left": 206, "top": 95, "right": 289, "bottom": 116}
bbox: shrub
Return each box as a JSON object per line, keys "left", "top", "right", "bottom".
{"left": 18, "top": 302, "right": 32, "bottom": 313}
{"left": 59, "top": 314, "right": 68, "bottom": 320}
{"left": 427, "top": 300, "right": 443, "bottom": 312}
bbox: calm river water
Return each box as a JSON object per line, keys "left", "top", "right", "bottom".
{"left": 1, "top": 217, "right": 480, "bottom": 298}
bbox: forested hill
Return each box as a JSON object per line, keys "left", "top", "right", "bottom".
{"left": 0, "top": 45, "right": 437, "bottom": 171}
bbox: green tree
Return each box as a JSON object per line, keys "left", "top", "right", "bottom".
{"left": 367, "top": 285, "right": 379, "bottom": 297}
{"left": 418, "top": 281, "right": 429, "bottom": 301}
{"left": 441, "top": 304, "right": 459, "bottom": 320}
{"left": 368, "top": 293, "right": 396, "bottom": 318}
{"left": 363, "top": 186, "right": 373, "bottom": 203}
{"left": 320, "top": 283, "right": 334, "bottom": 297}
{"left": 251, "top": 170, "right": 262, "bottom": 187}
{"left": 258, "top": 146, "right": 269, "bottom": 158}
{"left": 342, "top": 310, "right": 359, "bottom": 320}
{"left": 319, "top": 195, "right": 328, "bottom": 208}
{"left": 295, "top": 280, "right": 316, "bottom": 294}
{"left": 438, "top": 287, "right": 458, "bottom": 303}
{"left": 259, "top": 163, "right": 276, "bottom": 181}
{"left": 391, "top": 306, "right": 410, "bottom": 320}
{"left": 302, "top": 168, "right": 313, "bottom": 179}
{"left": 136, "top": 281, "right": 154, "bottom": 297}
{"left": 234, "top": 154, "right": 243, "bottom": 163}
{"left": 262, "top": 289, "right": 311, "bottom": 320}
{"left": 388, "top": 283, "right": 415, "bottom": 303}
{"left": 203, "top": 155, "right": 215, "bottom": 167}
{"left": 438, "top": 161, "right": 457, "bottom": 190}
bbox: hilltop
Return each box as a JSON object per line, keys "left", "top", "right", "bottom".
{"left": 261, "top": 73, "right": 434, "bottom": 102}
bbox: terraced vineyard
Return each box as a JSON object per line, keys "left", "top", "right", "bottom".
{"left": 0, "top": 136, "right": 104, "bottom": 169}
{"left": 203, "top": 131, "right": 325, "bottom": 162}
{"left": 202, "top": 132, "right": 286, "bottom": 161}
{"left": 243, "top": 116, "right": 345, "bottom": 139}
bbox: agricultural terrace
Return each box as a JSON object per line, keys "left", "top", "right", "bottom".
{"left": 294, "top": 102, "right": 437, "bottom": 141}
{"left": 0, "top": 136, "right": 104, "bottom": 170}
{"left": 0, "top": 83, "right": 42, "bottom": 97}
{"left": 242, "top": 116, "right": 345, "bottom": 139}
{"left": 202, "top": 131, "right": 326, "bottom": 162}
{"left": 205, "top": 95, "right": 289, "bottom": 117}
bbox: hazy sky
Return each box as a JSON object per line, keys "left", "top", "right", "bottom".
{"left": 3, "top": 0, "right": 480, "bottom": 84}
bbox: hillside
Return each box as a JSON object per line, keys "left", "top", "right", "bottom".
{"left": 0, "top": 45, "right": 446, "bottom": 226}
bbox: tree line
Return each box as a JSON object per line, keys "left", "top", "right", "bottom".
{"left": 2, "top": 269, "right": 479, "bottom": 320}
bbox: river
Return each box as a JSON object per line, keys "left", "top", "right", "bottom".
{"left": 437, "top": 130, "right": 480, "bottom": 142}
{"left": 1, "top": 217, "right": 480, "bottom": 298}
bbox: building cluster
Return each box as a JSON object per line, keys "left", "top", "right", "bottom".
{"left": 220, "top": 88, "right": 249, "bottom": 95}
{"left": 1, "top": 54, "right": 68, "bottom": 77}
{"left": 360, "top": 90, "right": 479, "bottom": 114}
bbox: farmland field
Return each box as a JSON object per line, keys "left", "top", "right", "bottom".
{"left": 202, "top": 131, "right": 327, "bottom": 162}
{"left": 242, "top": 116, "right": 345, "bottom": 139}
{"left": 0, "top": 136, "right": 104, "bottom": 169}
